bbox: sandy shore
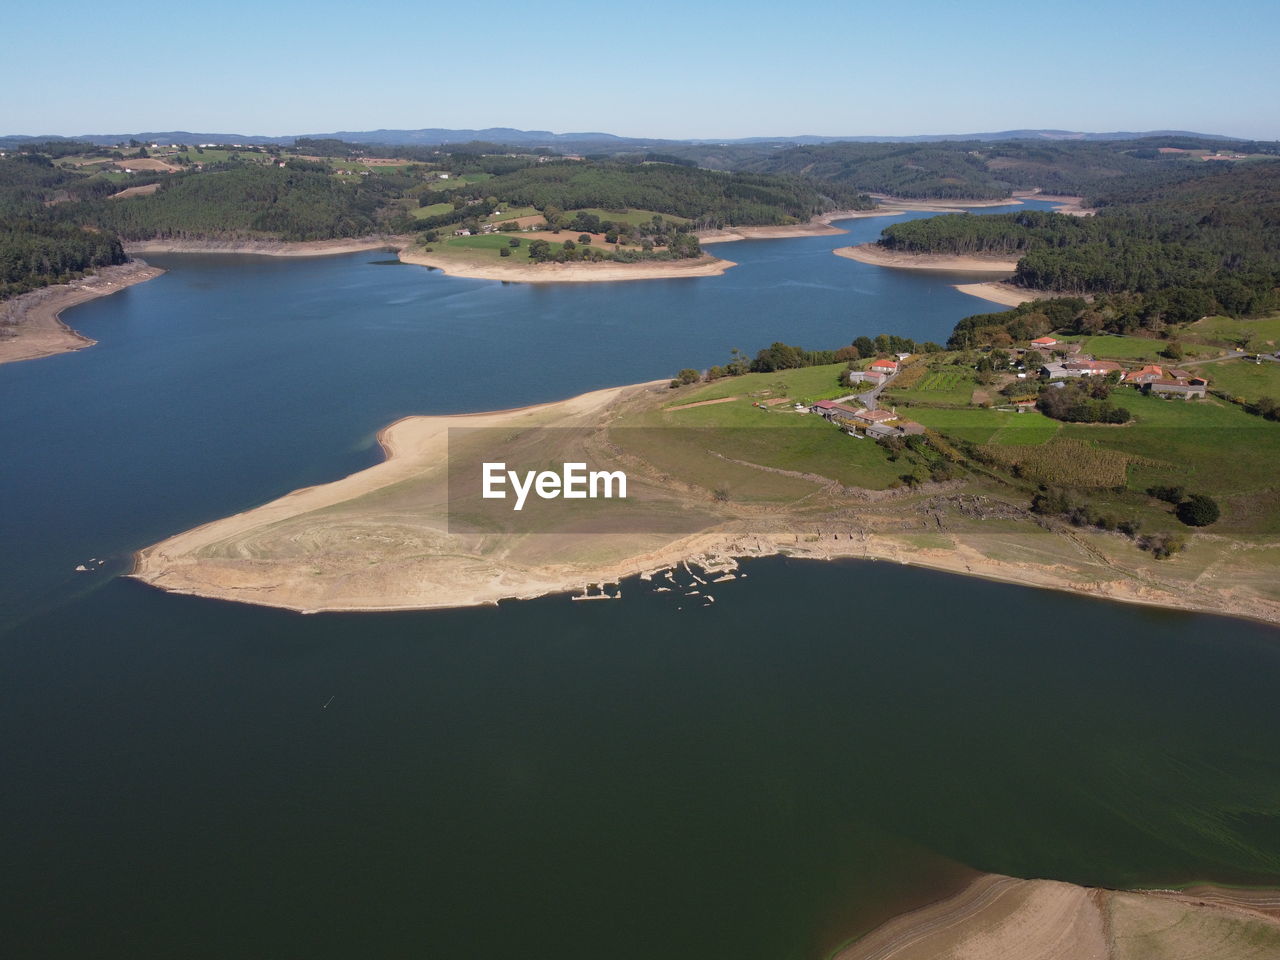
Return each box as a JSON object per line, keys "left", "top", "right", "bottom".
{"left": 1014, "top": 191, "right": 1096, "bottom": 216}
{"left": 835, "top": 873, "right": 1280, "bottom": 960}
{"left": 868, "top": 195, "right": 1022, "bottom": 212}
{"left": 698, "top": 208, "right": 881, "bottom": 244}
{"left": 0, "top": 260, "right": 166, "bottom": 366}
{"left": 953, "top": 281, "right": 1061, "bottom": 307}
{"left": 399, "top": 248, "right": 736, "bottom": 282}
{"left": 123, "top": 236, "right": 405, "bottom": 257}
{"left": 834, "top": 243, "right": 1020, "bottom": 272}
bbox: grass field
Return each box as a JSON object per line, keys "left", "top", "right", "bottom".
{"left": 412, "top": 202, "right": 455, "bottom": 219}
{"left": 669, "top": 364, "right": 850, "bottom": 406}
{"left": 619, "top": 398, "right": 906, "bottom": 494}
{"left": 1057, "top": 393, "right": 1280, "bottom": 531}
{"left": 1195, "top": 358, "right": 1280, "bottom": 402}
{"left": 1061, "top": 334, "right": 1219, "bottom": 361}
{"left": 1188, "top": 313, "right": 1280, "bottom": 352}
{"left": 905, "top": 406, "right": 1058, "bottom": 445}
{"left": 434, "top": 234, "right": 537, "bottom": 261}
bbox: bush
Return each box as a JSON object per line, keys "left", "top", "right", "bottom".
{"left": 1177, "top": 494, "right": 1220, "bottom": 526}
{"left": 499, "top": 246, "right": 511, "bottom": 257}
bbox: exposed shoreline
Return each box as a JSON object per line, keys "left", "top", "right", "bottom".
{"left": 834, "top": 243, "right": 1021, "bottom": 272}
{"left": 834, "top": 872, "right": 1280, "bottom": 960}
{"left": 123, "top": 236, "right": 405, "bottom": 258}
{"left": 398, "top": 247, "right": 737, "bottom": 282}
{"left": 131, "top": 379, "right": 1280, "bottom": 626}
{"left": 698, "top": 208, "right": 882, "bottom": 244}
{"left": 0, "top": 260, "right": 166, "bottom": 366}
{"left": 128, "top": 235, "right": 740, "bottom": 283}
{"left": 953, "top": 280, "right": 1060, "bottom": 307}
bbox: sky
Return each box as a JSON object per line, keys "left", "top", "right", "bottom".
{"left": 6, "top": 0, "right": 1279, "bottom": 140}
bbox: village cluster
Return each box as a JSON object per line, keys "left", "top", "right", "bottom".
{"left": 797, "top": 334, "right": 1216, "bottom": 440}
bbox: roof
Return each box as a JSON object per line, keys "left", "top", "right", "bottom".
{"left": 1125, "top": 364, "right": 1163, "bottom": 380}
{"left": 812, "top": 400, "right": 839, "bottom": 409}
{"left": 1030, "top": 336, "right": 1058, "bottom": 345}
{"left": 870, "top": 359, "right": 899, "bottom": 369}
{"left": 1064, "top": 360, "right": 1122, "bottom": 373}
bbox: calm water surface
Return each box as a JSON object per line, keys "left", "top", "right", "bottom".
{"left": 3, "top": 205, "right": 1279, "bottom": 959}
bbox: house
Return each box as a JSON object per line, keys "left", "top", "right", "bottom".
{"left": 1030, "top": 336, "right": 1059, "bottom": 348}
{"left": 1042, "top": 359, "right": 1121, "bottom": 379}
{"left": 454, "top": 229, "right": 472, "bottom": 237}
{"left": 895, "top": 352, "right": 912, "bottom": 361}
{"left": 1146, "top": 377, "right": 1208, "bottom": 399}
{"left": 869, "top": 359, "right": 898, "bottom": 374}
{"left": 1123, "top": 364, "right": 1164, "bottom": 385}
{"left": 810, "top": 400, "right": 844, "bottom": 418}
{"left": 849, "top": 369, "right": 887, "bottom": 386}
{"left": 1063, "top": 359, "right": 1122, "bottom": 377}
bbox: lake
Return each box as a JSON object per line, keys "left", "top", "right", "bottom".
{"left": 3, "top": 204, "right": 1279, "bottom": 959}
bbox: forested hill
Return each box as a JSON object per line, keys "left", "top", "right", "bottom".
{"left": 933, "top": 162, "right": 1280, "bottom": 347}
{"left": 459, "top": 163, "right": 872, "bottom": 227}
{"left": 68, "top": 164, "right": 395, "bottom": 242}
{"left": 0, "top": 155, "right": 127, "bottom": 299}
{"left": 725, "top": 138, "right": 1280, "bottom": 200}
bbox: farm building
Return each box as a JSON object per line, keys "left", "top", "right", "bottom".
{"left": 1123, "top": 364, "right": 1165, "bottom": 384}
{"left": 1030, "top": 336, "right": 1059, "bottom": 348}
{"left": 869, "top": 359, "right": 899, "bottom": 374}
{"left": 1146, "top": 377, "right": 1208, "bottom": 399}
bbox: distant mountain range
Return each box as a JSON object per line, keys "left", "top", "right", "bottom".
{"left": 0, "top": 127, "right": 1248, "bottom": 151}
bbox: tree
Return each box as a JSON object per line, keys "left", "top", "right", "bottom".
{"left": 1177, "top": 494, "right": 1220, "bottom": 527}
{"left": 499, "top": 246, "right": 511, "bottom": 257}
{"left": 672, "top": 368, "right": 701, "bottom": 386}
{"left": 578, "top": 233, "right": 591, "bottom": 244}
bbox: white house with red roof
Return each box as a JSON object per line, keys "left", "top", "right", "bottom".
{"left": 869, "top": 358, "right": 899, "bottom": 374}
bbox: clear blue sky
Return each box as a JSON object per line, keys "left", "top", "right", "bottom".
{"left": 8, "top": 0, "right": 1279, "bottom": 139}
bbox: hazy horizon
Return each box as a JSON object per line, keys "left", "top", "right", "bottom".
{"left": 9, "top": 0, "right": 1279, "bottom": 141}
{"left": 0, "top": 124, "right": 1256, "bottom": 142}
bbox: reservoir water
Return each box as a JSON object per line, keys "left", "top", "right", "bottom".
{"left": 3, "top": 205, "right": 1279, "bottom": 958}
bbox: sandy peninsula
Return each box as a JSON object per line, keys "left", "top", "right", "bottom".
{"left": 835, "top": 872, "right": 1280, "bottom": 960}
{"left": 398, "top": 247, "right": 736, "bottom": 282}
{"left": 0, "top": 260, "right": 166, "bottom": 366}
{"left": 698, "top": 208, "right": 885, "bottom": 244}
{"left": 834, "top": 243, "right": 1021, "bottom": 272}
{"left": 133, "top": 378, "right": 1280, "bottom": 626}
{"left": 954, "top": 281, "right": 1061, "bottom": 307}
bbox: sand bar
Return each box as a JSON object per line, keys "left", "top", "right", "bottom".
{"left": 399, "top": 248, "right": 736, "bottom": 282}
{"left": 698, "top": 208, "right": 883, "bottom": 244}
{"left": 0, "top": 260, "right": 165, "bottom": 366}
{"left": 835, "top": 243, "right": 1020, "bottom": 272}
{"left": 953, "top": 281, "right": 1061, "bottom": 307}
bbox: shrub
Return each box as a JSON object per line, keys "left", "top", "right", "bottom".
{"left": 1177, "top": 494, "right": 1220, "bottom": 527}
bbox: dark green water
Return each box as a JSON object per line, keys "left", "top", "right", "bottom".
{"left": 3, "top": 206, "right": 1280, "bottom": 959}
